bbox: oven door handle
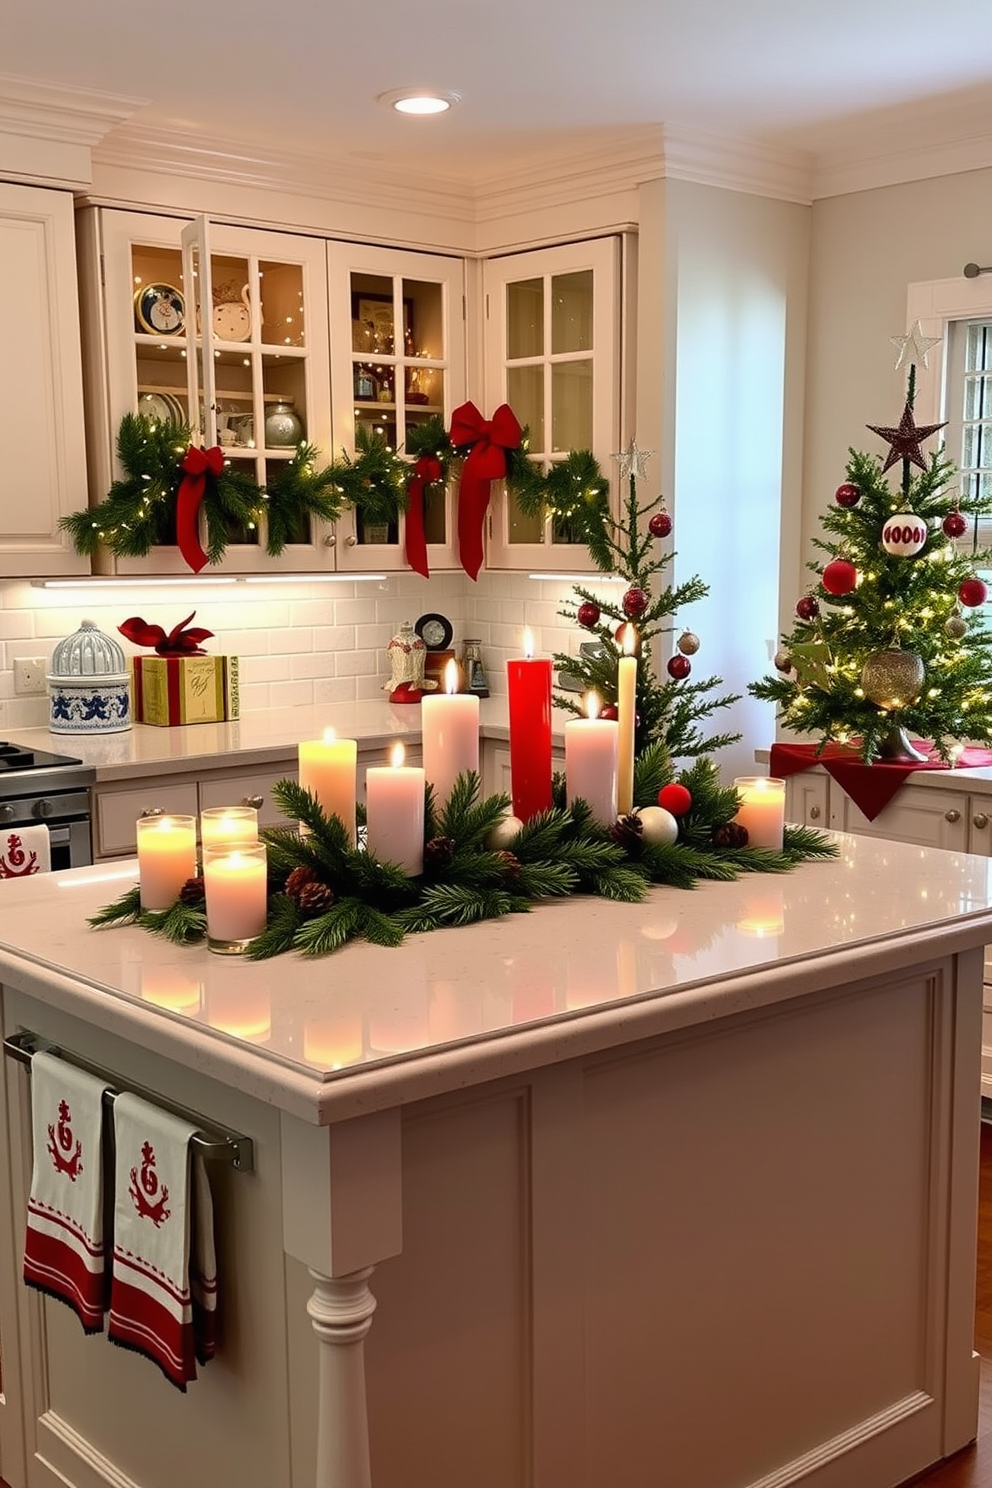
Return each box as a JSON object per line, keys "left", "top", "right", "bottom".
{"left": 46, "top": 826, "right": 72, "bottom": 847}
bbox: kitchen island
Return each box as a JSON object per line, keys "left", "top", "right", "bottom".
{"left": 0, "top": 834, "right": 989, "bottom": 1488}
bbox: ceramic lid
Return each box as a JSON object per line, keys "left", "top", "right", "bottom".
{"left": 49, "top": 619, "right": 128, "bottom": 679}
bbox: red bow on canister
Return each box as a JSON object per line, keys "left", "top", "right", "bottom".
{"left": 404, "top": 453, "right": 444, "bottom": 579}
{"left": 449, "top": 401, "right": 522, "bottom": 580}
{"left": 176, "top": 445, "right": 224, "bottom": 574}
{"left": 118, "top": 610, "right": 214, "bottom": 656}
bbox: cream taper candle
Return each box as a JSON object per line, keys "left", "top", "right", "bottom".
{"left": 616, "top": 627, "right": 638, "bottom": 815}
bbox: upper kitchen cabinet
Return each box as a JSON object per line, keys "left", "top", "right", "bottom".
{"left": 0, "top": 183, "right": 88, "bottom": 576}
{"left": 483, "top": 237, "right": 621, "bottom": 572}
{"left": 327, "top": 241, "right": 466, "bottom": 572}
{"left": 75, "top": 208, "right": 333, "bottom": 574}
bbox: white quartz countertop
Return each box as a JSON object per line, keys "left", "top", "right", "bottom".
{"left": 2, "top": 834, "right": 991, "bottom": 1122}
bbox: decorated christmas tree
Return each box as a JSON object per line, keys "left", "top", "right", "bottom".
{"left": 750, "top": 327, "right": 992, "bottom": 764}
{"left": 552, "top": 439, "right": 741, "bottom": 762}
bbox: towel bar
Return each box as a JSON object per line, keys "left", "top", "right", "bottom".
{"left": 3, "top": 1029, "right": 254, "bottom": 1172}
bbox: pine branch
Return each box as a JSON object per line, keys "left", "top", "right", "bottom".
{"left": 88, "top": 884, "right": 142, "bottom": 928}
{"left": 141, "top": 900, "right": 208, "bottom": 945}
{"left": 397, "top": 884, "right": 518, "bottom": 931}
{"left": 244, "top": 894, "right": 302, "bottom": 959}
{"left": 293, "top": 898, "right": 366, "bottom": 956}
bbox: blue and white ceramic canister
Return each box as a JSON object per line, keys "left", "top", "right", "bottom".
{"left": 47, "top": 620, "right": 132, "bottom": 734}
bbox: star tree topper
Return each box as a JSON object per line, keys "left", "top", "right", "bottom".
{"left": 613, "top": 439, "right": 653, "bottom": 482}
{"left": 866, "top": 400, "right": 947, "bottom": 472}
{"left": 890, "top": 318, "right": 941, "bottom": 371}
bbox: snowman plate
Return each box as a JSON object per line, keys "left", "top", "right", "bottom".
{"left": 134, "top": 283, "right": 186, "bottom": 336}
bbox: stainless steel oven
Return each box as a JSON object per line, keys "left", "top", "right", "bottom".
{"left": 0, "top": 742, "right": 95, "bottom": 870}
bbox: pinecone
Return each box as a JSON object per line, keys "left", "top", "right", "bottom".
{"left": 493, "top": 849, "right": 521, "bottom": 882}
{"left": 712, "top": 821, "right": 749, "bottom": 849}
{"left": 296, "top": 881, "right": 335, "bottom": 918}
{"left": 609, "top": 813, "right": 644, "bottom": 851}
{"left": 423, "top": 835, "right": 456, "bottom": 872}
{"left": 178, "top": 875, "right": 205, "bottom": 906}
{"left": 285, "top": 865, "right": 319, "bottom": 900}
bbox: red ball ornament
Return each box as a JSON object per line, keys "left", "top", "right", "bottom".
{"left": 658, "top": 783, "right": 692, "bottom": 816}
{"left": 667, "top": 654, "right": 691, "bottom": 680}
{"left": 649, "top": 510, "right": 672, "bottom": 538}
{"left": 835, "top": 482, "right": 861, "bottom": 508}
{"left": 614, "top": 622, "right": 641, "bottom": 656}
{"left": 821, "top": 558, "right": 858, "bottom": 596}
{"left": 622, "top": 586, "right": 649, "bottom": 619}
{"left": 959, "top": 577, "right": 988, "bottom": 608}
{"left": 577, "top": 600, "right": 601, "bottom": 628}
{"left": 796, "top": 595, "right": 819, "bottom": 621}
{"left": 600, "top": 704, "right": 618, "bottom": 720}
{"left": 943, "top": 510, "right": 967, "bottom": 538}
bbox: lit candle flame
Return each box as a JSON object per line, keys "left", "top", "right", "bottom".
{"left": 390, "top": 742, "right": 406, "bottom": 769}
{"left": 444, "top": 657, "right": 459, "bottom": 695}
{"left": 585, "top": 690, "right": 601, "bottom": 721}
{"left": 623, "top": 626, "right": 637, "bottom": 658}
{"left": 322, "top": 726, "right": 336, "bottom": 743}
{"left": 523, "top": 627, "right": 534, "bottom": 659}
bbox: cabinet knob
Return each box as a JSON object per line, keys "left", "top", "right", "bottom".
{"left": 140, "top": 807, "right": 165, "bottom": 818}
{"left": 945, "top": 809, "right": 961, "bottom": 823}
{"left": 324, "top": 535, "right": 336, "bottom": 548}
{"left": 974, "top": 813, "right": 989, "bottom": 830}
{"left": 242, "top": 795, "right": 264, "bottom": 810}
{"left": 809, "top": 805, "right": 821, "bottom": 820}
{"left": 346, "top": 535, "right": 357, "bottom": 547}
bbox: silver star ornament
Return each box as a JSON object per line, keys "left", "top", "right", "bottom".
{"left": 613, "top": 439, "right": 653, "bottom": 482}
{"left": 890, "top": 318, "right": 942, "bottom": 371}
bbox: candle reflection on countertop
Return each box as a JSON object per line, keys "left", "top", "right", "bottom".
{"left": 206, "top": 963, "right": 272, "bottom": 1044}
{"left": 304, "top": 997, "right": 365, "bottom": 1070}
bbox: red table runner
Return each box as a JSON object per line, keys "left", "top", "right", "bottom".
{"left": 769, "top": 740, "right": 992, "bottom": 822}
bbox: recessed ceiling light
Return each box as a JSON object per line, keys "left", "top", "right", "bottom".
{"left": 377, "top": 88, "right": 461, "bottom": 116}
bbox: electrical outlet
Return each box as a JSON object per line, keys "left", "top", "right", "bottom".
{"left": 14, "top": 657, "right": 46, "bottom": 695}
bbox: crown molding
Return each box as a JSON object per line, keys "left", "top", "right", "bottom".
{"left": 0, "top": 75, "right": 144, "bottom": 147}
{"left": 657, "top": 125, "right": 814, "bottom": 204}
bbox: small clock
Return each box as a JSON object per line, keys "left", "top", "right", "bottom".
{"left": 415, "top": 612, "right": 453, "bottom": 651}
{"left": 134, "top": 283, "right": 186, "bottom": 336}
{"left": 212, "top": 298, "right": 252, "bottom": 342}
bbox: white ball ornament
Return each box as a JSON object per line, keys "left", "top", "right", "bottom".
{"left": 635, "top": 805, "right": 679, "bottom": 846}
{"left": 881, "top": 512, "right": 928, "bottom": 557}
{"left": 485, "top": 813, "right": 524, "bottom": 850}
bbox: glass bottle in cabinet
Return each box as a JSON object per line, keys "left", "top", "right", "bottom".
{"left": 329, "top": 243, "right": 465, "bottom": 572}
{"left": 483, "top": 237, "right": 621, "bottom": 571}
{"left": 78, "top": 208, "right": 331, "bottom": 574}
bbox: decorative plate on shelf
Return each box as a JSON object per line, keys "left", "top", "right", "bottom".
{"left": 415, "top": 612, "right": 453, "bottom": 651}
{"left": 137, "top": 392, "right": 178, "bottom": 424}
{"left": 134, "top": 283, "right": 186, "bottom": 336}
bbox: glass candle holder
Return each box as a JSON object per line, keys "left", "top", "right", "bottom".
{"left": 200, "top": 805, "right": 259, "bottom": 849}
{"left": 136, "top": 813, "right": 197, "bottom": 910}
{"left": 732, "top": 776, "right": 786, "bottom": 851}
{"left": 203, "top": 842, "right": 269, "bottom": 955}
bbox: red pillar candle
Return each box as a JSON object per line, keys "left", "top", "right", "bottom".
{"left": 507, "top": 629, "right": 553, "bottom": 821}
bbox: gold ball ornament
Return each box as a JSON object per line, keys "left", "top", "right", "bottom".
{"left": 677, "top": 630, "right": 700, "bottom": 656}
{"left": 485, "top": 813, "right": 525, "bottom": 850}
{"left": 945, "top": 613, "right": 968, "bottom": 640}
{"left": 636, "top": 805, "right": 679, "bottom": 846}
{"left": 860, "top": 647, "right": 925, "bottom": 709}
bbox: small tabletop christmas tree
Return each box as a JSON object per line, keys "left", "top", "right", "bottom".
{"left": 750, "top": 325, "right": 992, "bottom": 764}
{"left": 553, "top": 439, "right": 740, "bottom": 761}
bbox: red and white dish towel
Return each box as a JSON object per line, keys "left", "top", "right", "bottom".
{"left": 1, "top": 824, "right": 50, "bottom": 878}
{"left": 108, "top": 1093, "right": 217, "bottom": 1391}
{"left": 23, "top": 1051, "right": 109, "bottom": 1332}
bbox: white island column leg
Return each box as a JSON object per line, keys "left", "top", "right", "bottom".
{"left": 307, "top": 1266, "right": 378, "bottom": 1488}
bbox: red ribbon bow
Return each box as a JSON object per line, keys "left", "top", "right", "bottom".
{"left": 404, "top": 453, "right": 444, "bottom": 579}
{"left": 119, "top": 610, "right": 214, "bottom": 656}
{"left": 449, "top": 401, "right": 522, "bottom": 580}
{"left": 176, "top": 445, "right": 224, "bottom": 574}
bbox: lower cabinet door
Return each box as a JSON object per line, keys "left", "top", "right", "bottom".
{"left": 828, "top": 782, "right": 970, "bottom": 851}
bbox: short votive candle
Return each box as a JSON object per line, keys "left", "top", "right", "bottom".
{"left": 136, "top": 814, "right": 197, "bottom": 910}
{"left": 733, "top": 776, "right": 786, "bottom": 851}
{"left": 200, "top": 805, "right": 259, "bottom": 849}
{"left": 203, "top": 842, "right": 269, "bottom": 954}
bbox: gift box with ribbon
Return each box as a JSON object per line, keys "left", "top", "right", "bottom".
{"left": 120, "top": 613, "right": 240, "bottom": 728}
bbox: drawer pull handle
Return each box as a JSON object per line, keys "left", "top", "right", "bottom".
{"left": 346, "top": 535, "right": 357, "bottom": 546}
{"left": 324, "top": 534, "right": 336, "bottom": 548}
{"left": 809, "top": 805, "right": 821, "bottom": 820}
{"left": 140, "top": 807, "right": 165, "bottom": 818}
{"left": 946, "top": 809, "right": 961, "bottom": 823}
{"left": 242, "top": 795, "right": 264, "bottom": 810}
{"left": 975, "top": 813, "right": 990, "bottom": 830}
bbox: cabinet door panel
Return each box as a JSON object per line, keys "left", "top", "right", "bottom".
{"left": 198, "top": 766, "right": 296, "bottom": 828}
{"left": 95, "top": 781, "right": 199, "bottom": 858}
{"left": 784, "top": 773, "right": 829, "bottom": 829}
{"left": 828, "top": 783, "right": 970, "bottom": 851}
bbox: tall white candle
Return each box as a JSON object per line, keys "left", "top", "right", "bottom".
{"left": 616, "top": 627, "right": 638, "bottom": 815}
{"left": 299, "top": 728, "right": 358, "bottom": 842}
{"left": 136, "top": 814, "right": 197, "bottom": 910}
{"left": 421, "top": 657, "right": 480, "bottom": 806}
{"left": 200, "top": 805, "right": 259, "bottom": 849}
{"left": 366, "top": 743, "right": 425, "bottom": 876}
{"left": 203, "top": 843, "right": 269, "bottom": 951}
{"left": 733, "top": 776, "right": 786, "bottom": 851}
{"left": 565, "top": 691, "right": 619, "bottom": 826}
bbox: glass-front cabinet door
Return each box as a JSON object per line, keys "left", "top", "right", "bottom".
{"left": 79, "top": 208, "right": 332, "bottom": 573}
{"left": 327, "top": 241, "right": 466, "bottom": 572}
{"left": 483, "top": 237, "right": 621, "bottom": 571}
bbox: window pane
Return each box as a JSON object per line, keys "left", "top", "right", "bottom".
{"left": 551, "top": 360, "right": 593, "bottom": 451}
{"left": 508, "top": 365, "right": 544, "bottom": 448}
{"left": 965, "top": 373, "right": 991, "bottom": 422}
{"left": 506, "top": 490, "right": 544, "bottom": 544}
{"left": 507, "top": 279, "right": 543, "bottom": 359}
{"left": 551, "top": 270, "right": 593, "bottom": 354}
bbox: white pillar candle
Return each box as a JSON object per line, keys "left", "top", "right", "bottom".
{"left": 565, "top": 692, "right": 619, "bottom": 826}
{"left": 200, "top": 805, "right": 259, "bottom": 849}
{"left": 365, "top": 743, "right": 425, "bottom": 876}
{"left": 299, "top": 728, "right": 358, "bottom": 842}
{"left": 733, "top": 776, "right": 786, "bottom": 851}
{"left": 421, "top": 658, "right": 480, "bottom": 807}
{"left": 616, "top": 628, "right": 638, "bottom": 815}
{"left": 203, "top": 842, "right": 269, "bottom": 952}
{"left": 136, "top": 814, "right": 197, "bottom": 910}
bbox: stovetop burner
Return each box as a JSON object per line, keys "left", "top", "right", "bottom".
{"left": 0, "top": 741, "right": 84, "bottom": 773}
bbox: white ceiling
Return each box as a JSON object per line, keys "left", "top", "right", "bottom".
{"left": 2, "top": 0, "right": 992, "bottom": 188}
